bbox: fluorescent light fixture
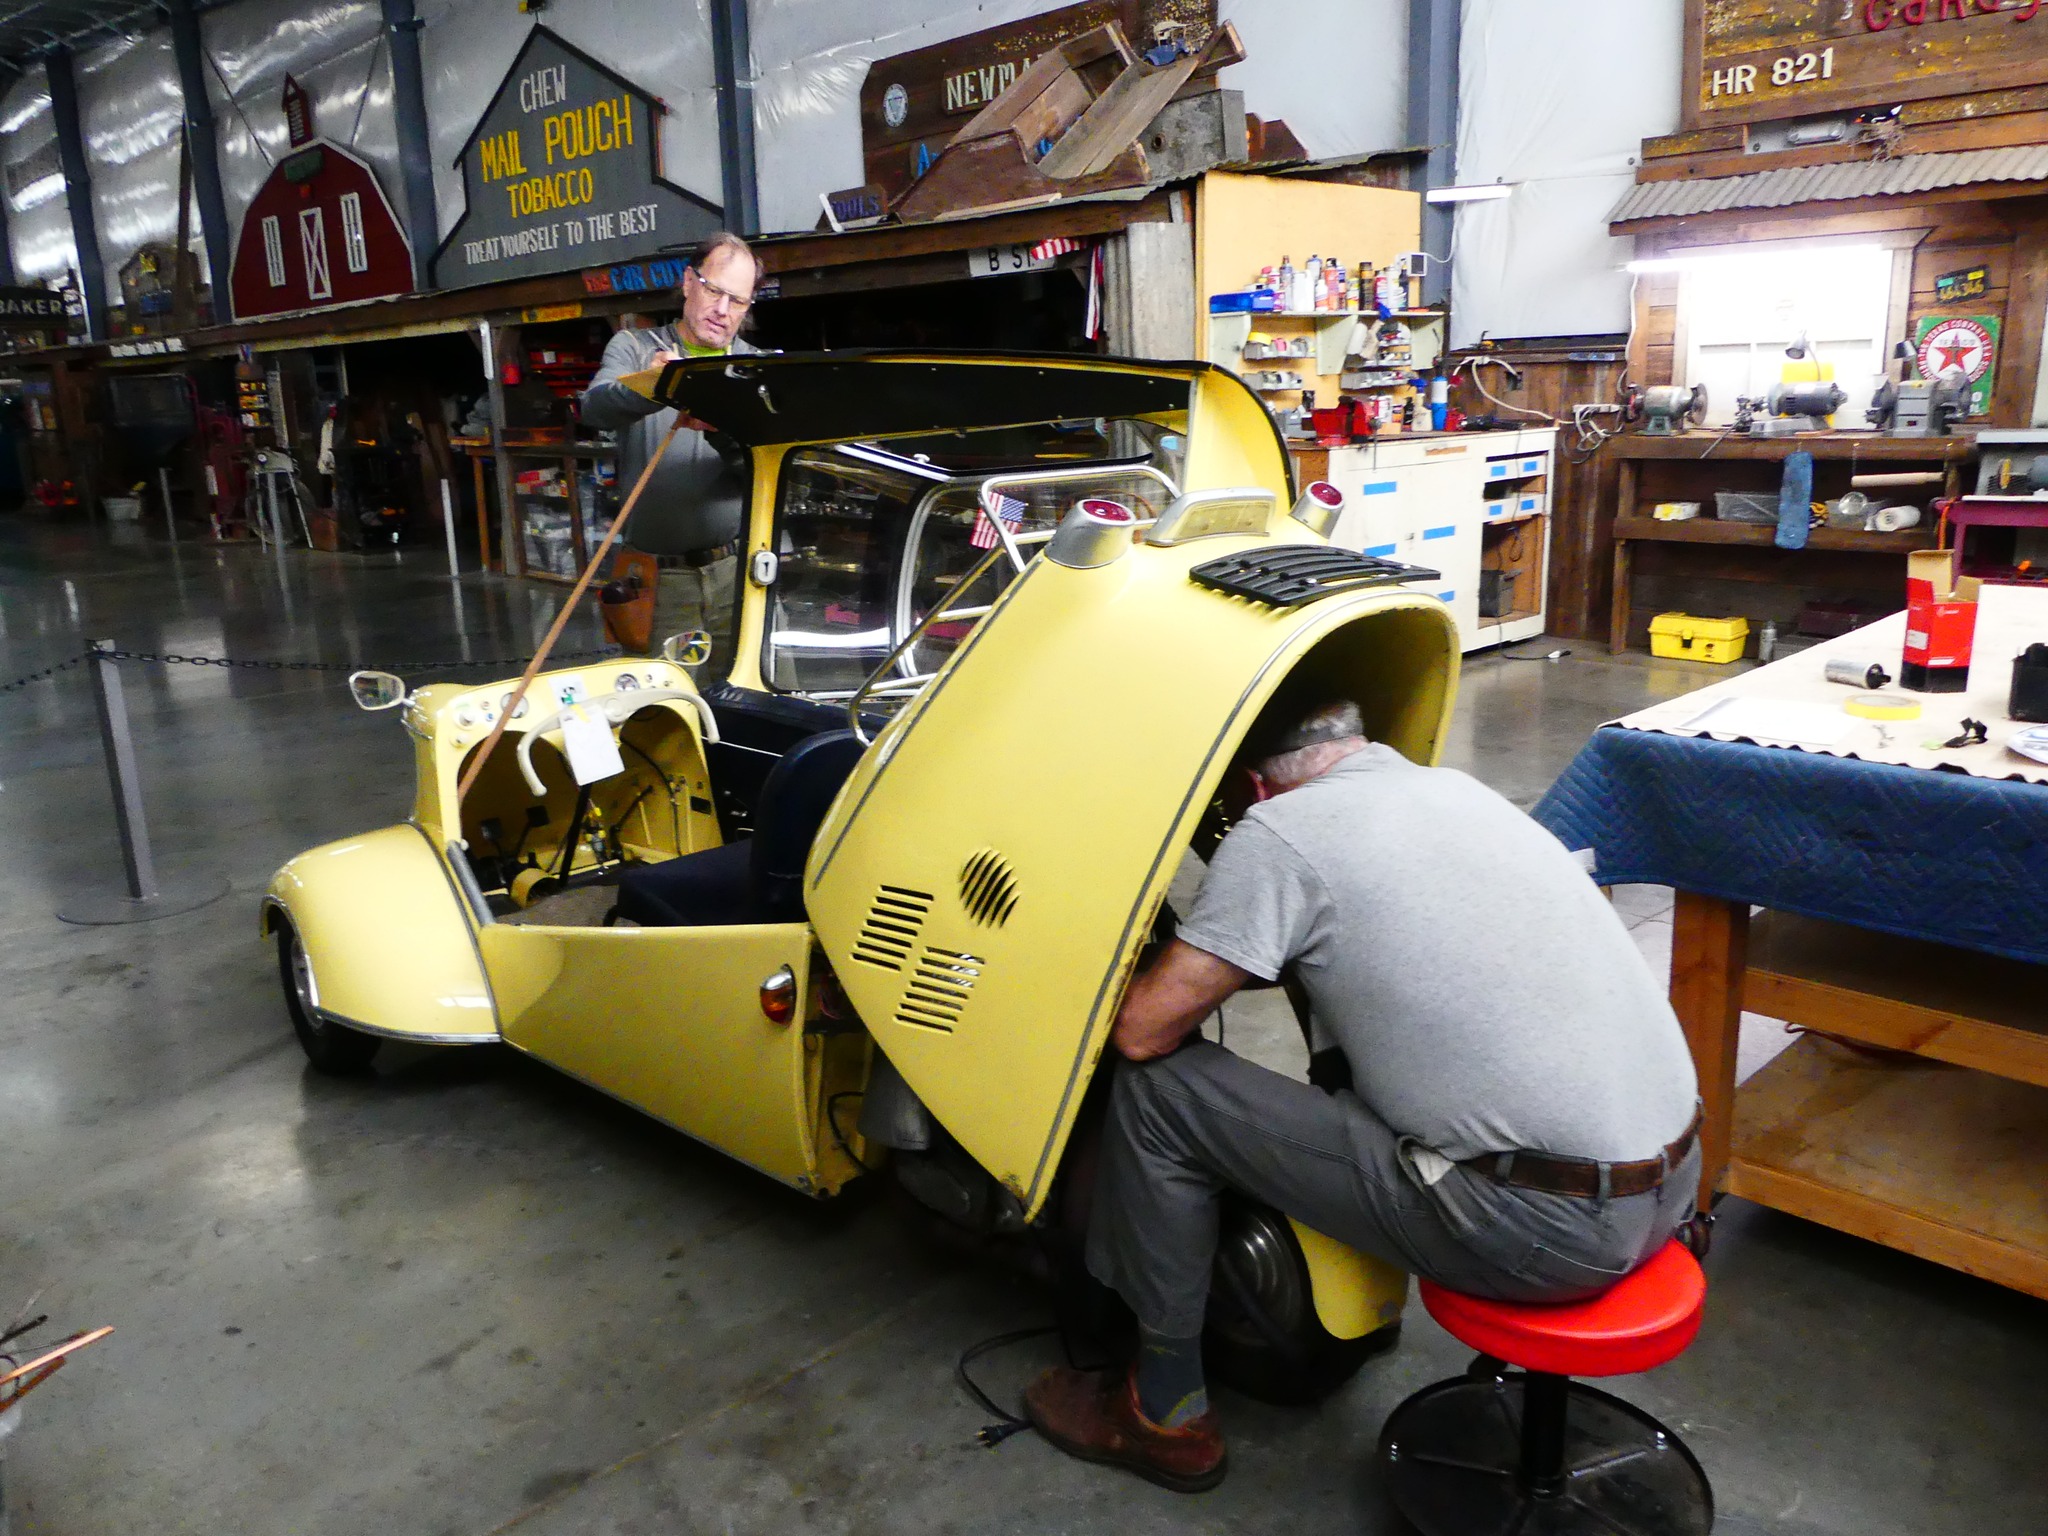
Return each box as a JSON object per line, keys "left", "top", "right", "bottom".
{"left": 1626, "top": 241, "right": 1885, "bottom": 274}
{"left": 1425, "top": 183, "right": 1515, "bottom": 204}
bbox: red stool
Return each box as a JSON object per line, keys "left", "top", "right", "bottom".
{"left": 1378, "top": 1240, "right": 1712, "bottom": 1535}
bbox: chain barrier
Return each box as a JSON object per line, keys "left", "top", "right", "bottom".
{"left": 0, "top": 643, "right": 623, "bottom": 695}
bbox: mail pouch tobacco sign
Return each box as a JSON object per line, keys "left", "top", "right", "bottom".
{"left": 433, "top": 27, "right": 721, "bottom": 288}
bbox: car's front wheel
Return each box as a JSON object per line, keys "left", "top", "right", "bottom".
{"left": 1203, "top": 1199, "right": 1394, "bottom": 1405}
{"left": 275, "top": 920, "right": 381, "bottom": 1074}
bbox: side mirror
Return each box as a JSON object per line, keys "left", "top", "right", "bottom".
{"left": 347, "top": 669, "right": 409, "bottom": 711}
{"left": 660, "top": 630, "right": 714, "bottom": 667}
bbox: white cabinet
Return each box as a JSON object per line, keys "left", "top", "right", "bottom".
{"left": 1324, "top": 428, "right": 1553, "bottom": 652}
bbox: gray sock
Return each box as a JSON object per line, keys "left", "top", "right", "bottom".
{"left": 1134, "top": 1326, "right": 1209, "bottom": 1428}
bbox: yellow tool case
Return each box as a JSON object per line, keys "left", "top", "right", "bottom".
{"left": 1649, "top": 612, "right": 1749, "bottom": 664}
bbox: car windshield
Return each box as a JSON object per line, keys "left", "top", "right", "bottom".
{"left": 762, "top": 417, "right": 1185, "bottom": 698}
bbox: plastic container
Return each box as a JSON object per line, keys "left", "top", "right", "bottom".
{"left": 104, "top": 495, "right": 142, "bottom": 522}
{"left": 1713, "top": 491, "right": 1779, "bottom": 525}
{"left": 1649, "top": 612, "right": 1750, "bottom": 664}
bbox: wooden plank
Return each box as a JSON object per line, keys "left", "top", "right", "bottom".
{"left": 1687, "top": 0, "right": 2048, "bottom": 131}
{"left": 1992, "top": 199, "right": 2048, "bottom": 426}
{"left": 1643, "top": 124, "right": 1746, "bottom": 158}
{"left": 1609, "top": 459, "right": 1638, "bottom": 652}
{"left": 1609, "top": 432, "right": 1972, "bottom": 462}
{"left": 1671, "top": 890, "right": 1748, "bottom": 1202}
{"left": 1727, "top": 1036, "right": 2048, "bottom": 1299}
{"left": 1613, "top": 515, "right": 1927, "bottom": 553}
{"left": 1746, "top": 911, "right": 2048, "bottom": 1086}
{"left": 1038, "top": 51, "right": 1201, "bottom": 180}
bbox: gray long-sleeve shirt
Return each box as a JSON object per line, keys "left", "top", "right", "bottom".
{"left": 580, "top": 325, "right": 758, "bottom": 556}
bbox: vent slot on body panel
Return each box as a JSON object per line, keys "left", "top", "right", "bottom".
{"left": 958, "top": 848, "right": 1019, "bottom": 928}
{"left": 853, "top": 885, "right": 933, "bottom": 971}
{"left": 897, "top": 945, "right": 985, "bottom": 1033}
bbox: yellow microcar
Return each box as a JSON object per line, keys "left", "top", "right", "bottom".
{"left": 263, "top": 351, "right": 1461, "bottom": 1402}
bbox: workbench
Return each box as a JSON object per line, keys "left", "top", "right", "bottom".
{"left": 1536, "top": 608, "right": 2048, "bottom": 1297}
{"left": 1607, "top": 433, "right": 1974, "bottom": 654}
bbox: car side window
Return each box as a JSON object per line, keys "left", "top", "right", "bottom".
{"left": 765, "top": 449, "right": 928, "bottom": 696}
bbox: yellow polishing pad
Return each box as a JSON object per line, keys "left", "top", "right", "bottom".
{"left": 1844, "top": 692, "right": 1922, "bottom": 720}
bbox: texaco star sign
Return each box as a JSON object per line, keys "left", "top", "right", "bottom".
{"left": 1916, "top": 317, "right": 1994, "bottom": 384}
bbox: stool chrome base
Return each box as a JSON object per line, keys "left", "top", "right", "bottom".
{"left": 1379, "top": 1372, "right": 1713, "bottom": 1536}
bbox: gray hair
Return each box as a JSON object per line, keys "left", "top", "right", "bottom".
{"left": 1254, "top": 699, "right": 1367, "bottom": 780}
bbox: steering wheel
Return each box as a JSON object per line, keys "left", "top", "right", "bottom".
{"left": 516, "top": 689, "right": 720, "bottom": 796}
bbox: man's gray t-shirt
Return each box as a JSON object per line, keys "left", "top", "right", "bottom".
{"left": 1177, "top": 744, "right": 1697, "bottom": 1164}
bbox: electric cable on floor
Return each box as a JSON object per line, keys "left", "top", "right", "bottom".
{"left": 957, "top": 1326, "right": 1058, "bottom": 1447}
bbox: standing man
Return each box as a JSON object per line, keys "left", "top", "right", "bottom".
{"left": 581, "top": 232, "right": 761, "bottom": 654}
{"left": 1025, "top": 697, "right": 1701, "bottom": 1494}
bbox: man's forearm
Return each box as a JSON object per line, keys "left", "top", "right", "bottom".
{"left": 1111, "top": 940, "right": 1249, "bottom": 1062}
{"left": 579, "top": 377, "right": 660, "bottom": 431}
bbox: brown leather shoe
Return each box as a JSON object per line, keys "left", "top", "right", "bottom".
{"left": 1023, "top": 1365, "right": 1227, "bottom": 1493}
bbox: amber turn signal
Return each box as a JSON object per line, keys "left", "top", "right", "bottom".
{"left": 759, "top": 964, "right": 798, "bottom": 1024}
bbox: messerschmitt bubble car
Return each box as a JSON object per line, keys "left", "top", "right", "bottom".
{"left": 264, "top": 351, "right": 1460, "bottom": 1400}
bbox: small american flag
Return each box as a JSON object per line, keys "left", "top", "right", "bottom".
{"left": 969, "top": 490, "right": 1029, "bottom": 550}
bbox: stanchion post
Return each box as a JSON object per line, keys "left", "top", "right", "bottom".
{"left": 441, "top": 477, "right": 460, "bottom": 577}
{"left": 158, "top": 466, "right": 177, "bottom": 544}
{"left": 85, "top": 639, "right": 158, "bottom": 901}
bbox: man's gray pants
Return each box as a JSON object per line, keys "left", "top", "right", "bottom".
{"left": 1085, "top": 1040, "right": 1701, "bottom": 1339}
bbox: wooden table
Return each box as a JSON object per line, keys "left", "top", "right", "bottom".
{"left": 1607, "top": 433, "right": 1973, "bottom": 654}
{"left": 1673, "top": 896, "right": 2048, "bottom": 1299}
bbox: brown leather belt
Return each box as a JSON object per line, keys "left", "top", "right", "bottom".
{"left": 1462, "top": 1105, "right": 1703, "bottom": 1200}
{"left": 678, "top": 541, "right": 736, "bottom": 568}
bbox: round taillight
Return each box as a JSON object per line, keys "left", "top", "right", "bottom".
{"left": 1309, "top": 480, "right": 1342, "bottom": 505}
{"left": 1076, "top": 497, "right": 1134, "bottom": 522}
{"left": 759, "top": 964, "right": 797, "bottom": 1025}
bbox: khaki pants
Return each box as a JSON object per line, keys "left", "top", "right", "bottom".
{"left": 653, "top": 554, "right": 738, "bottom": 657}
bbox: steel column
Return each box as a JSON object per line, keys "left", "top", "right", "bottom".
{"left": 1406, "top": 0, "right": 1460, "bottom": 306}
{"left": 0, "top": 172, "right": 16, "bottom": 286}
{"left": 167, "top": 0, "right": 235, "bottom": 313}
{"left": 709, "top": 0, "right": 759, "bottom": 235}
{"left": 43, "top": 48, "right": 106, "bottom": 342}
{"left": 381, "top": 0, "right": 440, "bottom": 290}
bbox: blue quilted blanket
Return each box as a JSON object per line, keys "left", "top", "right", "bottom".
{"left": 1532, "top": 727, "right": 2048, "bottom": 966}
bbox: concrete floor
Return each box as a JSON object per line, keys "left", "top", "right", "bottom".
{"left": 2, "top": 520, "right": 2043, "bottom": 1535}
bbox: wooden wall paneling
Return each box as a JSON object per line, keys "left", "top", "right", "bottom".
{"left": 1990, "top": 198, "right": 2048, "bottom": 426}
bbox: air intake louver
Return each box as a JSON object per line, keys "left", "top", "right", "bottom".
{"left": 958, "top": 848, "right": 1019, "bottom": 928}
{"left": 896, "top": 945, "right": 985, "bottom": 1033}
{"left": 853, "top": 885, "right": 932, "bottom": 972}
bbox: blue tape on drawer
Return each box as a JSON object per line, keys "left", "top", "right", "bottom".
{"left": 1363, "top": 542, "right": 1398, "bottom": 557}
{"left": 1422, "top": 525, "right": 1455, "bottom": 540}
{"left": 1437, "top": 591, "right": 1456, "bottom": 602}
{"left": 1358, "top": 480, "right": 1397, "bottom": 496}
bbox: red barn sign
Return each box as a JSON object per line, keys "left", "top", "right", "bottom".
{"left": 228, "top": 139, "right": 413, "bottom": 321}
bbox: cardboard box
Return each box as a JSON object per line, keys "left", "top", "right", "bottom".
{"left": 1902, "top": 549, "right": 1980, "bottom": 692}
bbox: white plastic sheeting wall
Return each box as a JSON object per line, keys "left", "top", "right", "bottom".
{"left": 204, "top": 1, "right": 400, "bottom": 259}
{"left": 76, "top": 29, "right": 201, "bottom": 308}
{"left": 751, "top": 0, "right": 1068, "bottom": 235}
{"left": 0, "top": 72, "right": 73, "bottom": 287}
{"left": 416, "top": 0, "right": 723, "bottom": 246}
{"left": 1450, "top": 0, "right": 1680, "bottom": 345}
{"left": 1214, "top": 0, "right": 1408, "bottom": 164}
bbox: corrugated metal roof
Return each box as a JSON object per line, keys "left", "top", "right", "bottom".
{"left": 1610, "top": 146, "right": 2048, "bottom": 224}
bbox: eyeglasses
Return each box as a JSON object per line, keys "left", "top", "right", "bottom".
{"left": 689, "top": 268, "right": 754, "bottom": 312}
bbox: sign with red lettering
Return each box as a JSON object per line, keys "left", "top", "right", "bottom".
{"left": 227, "top": 139, "right": 412, "bottom": 320}
{"left": 1914, "top": 313, "right": 1999, "bottom": 415}
{"left": 1685, "top": 0, "right": 2048, "bottom": 128}
{"left": 433, "top": 27, "right": 720, "bottom": 289}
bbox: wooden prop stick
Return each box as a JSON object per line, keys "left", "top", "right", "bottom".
{"left": 0, "top": 1324, "right": 114, "bottom": 1407}
{"left": 455, "top": 411, "right": 688, "bottom": 806}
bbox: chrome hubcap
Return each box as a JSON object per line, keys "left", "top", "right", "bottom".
{"left": 1210, "top": 1205, "right": 1304, "bottom": 1342}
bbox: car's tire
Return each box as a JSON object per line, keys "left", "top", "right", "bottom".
{"left": 1203, "top": 1199, "right": 1395, "bottom": 1405}
{"left": 275, "top": 920, "right": 382, "bottom": 1074}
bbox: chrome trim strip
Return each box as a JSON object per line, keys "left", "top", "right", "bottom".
{"left": 318, "top": 1006, "right": 498, "bottom": 1046}
{"left": 406, "top": 819, "right": 504, "bottom": 1029}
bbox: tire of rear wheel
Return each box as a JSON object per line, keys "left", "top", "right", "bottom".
{"left": 276, "top": 922, "right": 382, "bottom": 1074}
{"left": 1202, "top": 1203, "right": 1389, "bottom": 1406}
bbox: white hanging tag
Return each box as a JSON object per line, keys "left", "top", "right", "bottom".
{"left": 557, "top": 704, "right": 625, "bottom": 786}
